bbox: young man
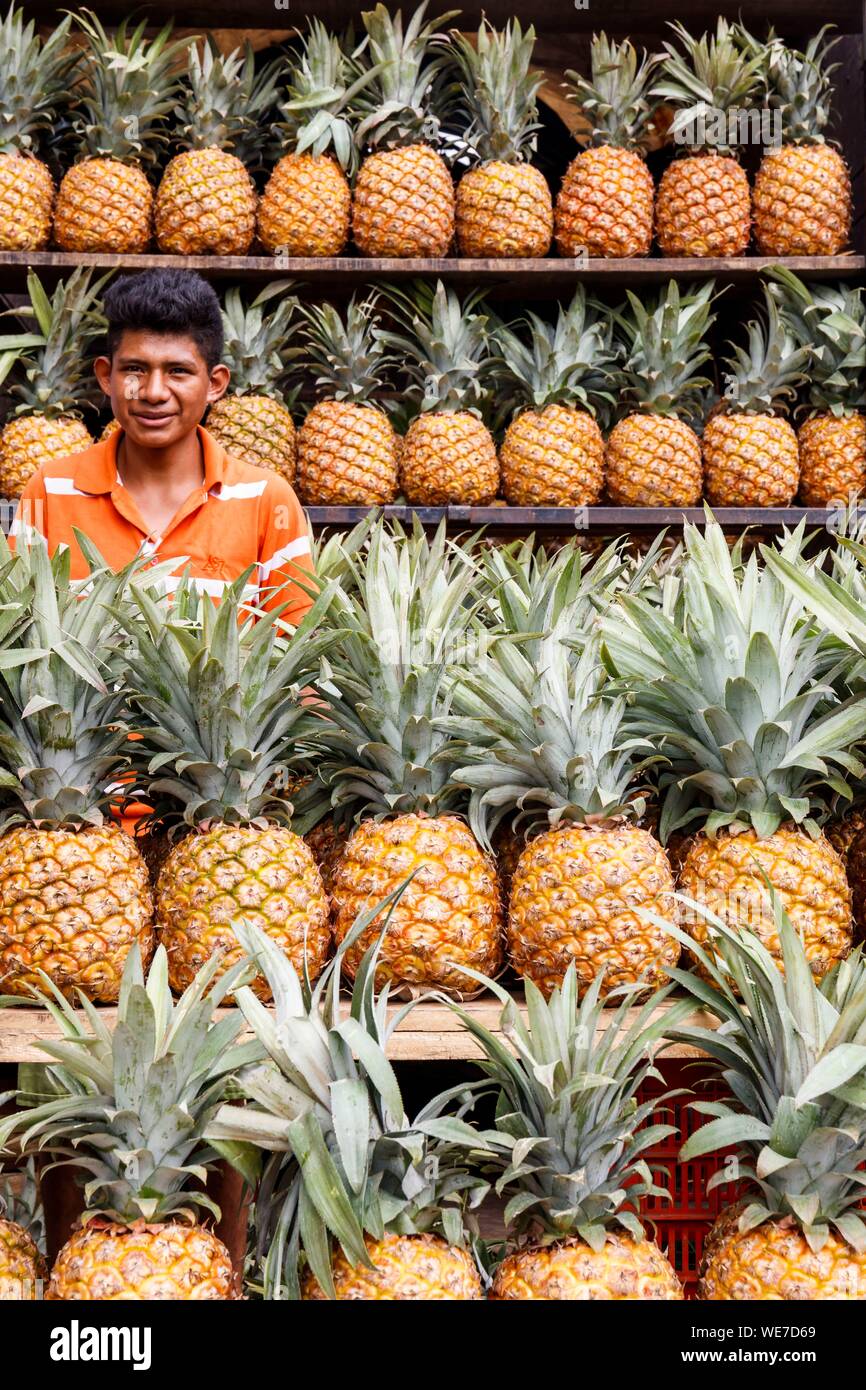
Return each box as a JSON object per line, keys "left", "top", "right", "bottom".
{"left": 13, "top": 268, "right": 313, "bottom": 621}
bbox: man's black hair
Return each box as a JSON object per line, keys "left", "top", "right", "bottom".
{"left": 103, "top": 269, "right": 224, "bottom": 369}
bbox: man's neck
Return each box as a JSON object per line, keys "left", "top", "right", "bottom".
{"left": 117, "top": 428, "right": 205, "bottom": 491}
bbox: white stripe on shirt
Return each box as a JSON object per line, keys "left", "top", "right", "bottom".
{"left": 211, "top": 480, "right": 269, "bottom": 501}
{"left": 258, "top": 535, "right": 311, "bottom": 580}
{"left": 44, "top": 477, "right": 93, "bottom": 497}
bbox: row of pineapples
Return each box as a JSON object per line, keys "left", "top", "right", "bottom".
{"left": 0, "top": 7, "right": 852, "bottom": 261}
{"left": 2, "top": 265, "right": 865, "bottom": 508}
{"left": 3, "top": 892, "right": 866, "bottom": 1300}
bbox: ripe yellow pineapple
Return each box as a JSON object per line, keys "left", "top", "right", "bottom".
{"left": 450, "top": 19, "right": 552, "bottom": 258}
{"left": 493, "top": 288, "right": 614, "bottom": 506}
{"left": 753, "top": 30, "right": 851, "bottom": 256}
{"left": 155, "top": 39, "right": 280, "bottom": 256}
{"left": 53, "top": 12, "right": 191, "bottom": 253}
{"left": 350, "top": 5, "right": 455, "bottom": 257}
{"left": 0, "top": 268, "right": 108, "bottom": 497}
{"left": 0, "top": 946, "right": 247, "bottom": 1300}
{"left": 381, "top": 280, "right": 499, "bottom": 504}
{"left": 0, "top": 1163, "right": 46, "bottom": 1300}
{"left": 206, "top": 282, "right": 299, "bottom": 482}
{"left": 555, "top": 34, "right": 658, "bottom": 259}
{"left": 606, "top": 280, "right": 716, "bottom": 507}
{"left": 208, "top": 916, "right": 489, "bottom": 1299}
{"left": 653, "top": 20, "right": 761, "bottom": 257}
{"left": 295, "top": 295, "right": 399, "bottom": 505}
{"left": 0, "top": 532, "right": 154, "bottom": 1002}
{"left": 675, "top": 899, "right": 866, "bottom": 1299}
{"left": 702, "top": 288, "right": 809, "bottom": 507}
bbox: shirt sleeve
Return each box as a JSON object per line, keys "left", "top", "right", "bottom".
{"left": 9, "top": 470, "right": 49, "bottom": 550}
{"left": 257, "top": 477, "right": 316, "bottom": 623}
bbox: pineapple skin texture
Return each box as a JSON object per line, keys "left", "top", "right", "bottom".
{"left": 606, "top": 414, "right": 703, "bottom": 507}
{"left": 207, "top": 394, "right": 297, "bottom": 483}
{"left": 157, "top": 823, "right": 330, "bottom": 999}
{"left": 258, "top": 153, "right": 351, "bottom": 256}
{"left": 352, "top": 144, "right": 455, "bottom": 257}
{"left": 492, "top": 1235, "right": 683, "bottom": 1300}
{"left": 331, "top": 813, "right": 503, "bottom": 993}
{"left": 0, "top": 415, "right": 93, "bottom": 499}
{"left": 555, "top": 146, "right": 654, "bottom": 259}
{"left": 304, "top": 816, "right": 350, "bottom": 899}
{"left": 302, "top": 1233, "right": 483, "bottom": 1300}
{"left": 753, "top": 144, "right": 851, "bottom": 256}
{"left": 702, "top": 413, "right": 800, "bottom": 507}
{"left": 655, "top": 154, "right": 750, "bottom": 257}
{"left": 155, "top": 149, "right": 257, "bottom": 256}
{"left": 297, "top": 399, "right": 399, "bottom": 505}
{"left": 0, "top": 1218, "right": 46, "bottom": 1300}
{"left": 455, "top": 161, "right": 552, "bottom": 258}
{"left": 508, "top": 824, "right": 679, "bottom": 999}
{"left": 679, "top": 826, "right": 852, "bottom": 980}
{"left": 0, "top": 824, "right": 154, "bottom": 1002}
{"left": 798, "top": 413, "right": 866, "bottom": 506}
{"left": 701, "top": 1218, "right": 866, "bottom": 1300}
{"left": 53, "top": 158, "right": 153, "bottom": 253}
{"left": 400, "top": 411, "right": 499, "bottom": 505}
{"left": 500, "top": 404, "right": 604, "bottom": 507}
{"left": 47, "top": 1221, "right": 240, "bottom": 1300}
{"left": 0, "top": 152, "right": 55, "bottom": 250}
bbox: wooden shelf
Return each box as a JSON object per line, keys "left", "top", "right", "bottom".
{"left": 307, "top": 504, "right": 842, "bottom": 532}
{"left": 0, "top": 994, "right": 714, "bottom": 1063}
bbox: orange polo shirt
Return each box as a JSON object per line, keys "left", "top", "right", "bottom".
{"left": 12, "top": 425, "right": 314, "bottom": 622}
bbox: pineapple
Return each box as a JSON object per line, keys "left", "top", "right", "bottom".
{"left": 123, "top": 575, "right": 334, "bottom": 999}
{"left": 0, "top": 1161, "right": 46, "bottom": 1300}
{"left": 602, "top": 519, "right": 863, "bottom": 981}
{"left": 753, "top": 30, "right": 851, "bottom": 256}
{"left": 0, "top": 9, "right": 76, "bottom": 250}
{"left": 295, "top": 295, "right": 399, "bottom": 505}
{"left": 0, "top": 532, "right": 154, "bottom": 1001}
{"left": 207, "top": 913, "right": 489, "bottom": 1299}
{"left": 0, "top": 945, "right": 252, "bottom": 1300}
{"left": 0, "top": 268, "right": 108, "bottom": 498}
{"left": 670, "top": 893, "right": 866, "bottom": 1299}
{"left": 653, "top": 20, "right": 762, "bottom": 257}
{"left": 768, "top": 268, "right": 866, "bottom": 506}
{"left": 53, "top": 12, "right": 190, "bottom": 254}
{"left": 257, "top": 21, "right": 366, "bottom": 258}
{"left": 449, "top": 19, "right": 552, "bottom": 258}
{"left": 205, "top": 282, "right": 299, "bottom": 482}
{"left": 155, "top": 39, "right": 280, "bottom": 256}
{"left": 702, "top": 287, "right": 809, "bottom": 507}
{"left": 350, "top": 4, "right": 456, "bottom": 258}
{"left": 307, "top": 521, "right": 503, "bottom": 994}
{"left": 493, "top": 288, "right": 614, "bottom": 507}
{"left": 453, "top": 966, "right": 688, "bottom": 1299}
{"left": 606, "top": 280, "right": 716, "bottom": 507}
{"left": 380, "top": 280, "right": 498, "bottom": 505}
{"left": 555, "top": 34, "right": 659, "bottom": 260}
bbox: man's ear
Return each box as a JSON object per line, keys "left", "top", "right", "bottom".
{"left": 207, "top": 364, "right": 231, "bottom": 403}
{"left": 93, "top": 356, "right": 112, "bottom": 396}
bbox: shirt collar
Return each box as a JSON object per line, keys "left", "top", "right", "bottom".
{"left": 73, "top": 424, "right": 226, "bottom": 495}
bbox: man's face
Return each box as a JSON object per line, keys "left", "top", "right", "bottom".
{"left": 93, "top": 330, "right": 230, "bottom": 450}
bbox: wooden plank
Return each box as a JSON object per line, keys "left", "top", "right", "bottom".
{"left": 0, "top": 996, "right": 715, "bottom": 1063}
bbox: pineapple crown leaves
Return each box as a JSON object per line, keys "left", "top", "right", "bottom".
{"left": 66, "top": 10, "right": 194, "bottom": 165}
{"left": 659, "top": 887, "right": 866, "bottom": 1252}
{"left": 565, "top": 32, "right": 660, "bottom": 152}
{"left": 0, "top": 267, "right": 112, "bottom": 418}
{"left": 119, "top": 571, "right": 340, "bottom": 830}
{"left": 219, "top": 280, "right": 301, "bottom": 402}
{"left": 653, "top": 17, "right": 765, "bottom": 155}
{"left": 717, "top": 288, "right": 811, "bottom": 416}
{"left": 206, "top": 893, "right": 492, "bottom": 1299}
{"left": 491, "top": 287, "right": 616, "bottom": 417}
{"left": 447, "top": 964, "right": 693, "bottom": 1247}
{"left": 601, "top": 518, "right": 866, "bottom": 840}
{"left": 350, "top": 2, "right": 460, "bottom": 151}
{"left": 611, "top": 279, "right": 718, "bottom": 419}
{"left": 760, "top": 26, "right": 840, "bottom": 145}
{"left": 0, "top": 7, "right": 78, "bottom": 153}
{"left": 298, "top": 293, "right": 397, "bottom": 405}
{"left": 766, "top": 269, "right": 866, "bottom": 416}
{"left": 273, "top": 19, "right": 374, "bottom": 173}
{"left": 0, "top": 1158, "right": 43, "bottom": 1249}
{"left": 446, "top": 19, "right": 544, "bottom": 166}
{"left": 762, "top": 534, "right": 866, "bottom": 693}
{"left": 0, "top": 945, "right": 261, "bottom": 1227}
{"left": 379, "top": 279, "right": 493, "bottom": 415}
{"left": 171, "top": 38, "right": 282, "bottom": 166}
